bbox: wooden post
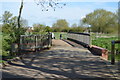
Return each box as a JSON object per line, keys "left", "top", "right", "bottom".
{"left": 111, "top": 41, "right": 115, "bottom": 65}
{"left": 48, "top": 33, "right": 52, "bottom": 47}
{"left": 35, "top": 35, "right": 37, "bottom": 52}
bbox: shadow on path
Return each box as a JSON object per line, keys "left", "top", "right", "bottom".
{"left": 2, "top": 49, "right": 117, "bottom": 79}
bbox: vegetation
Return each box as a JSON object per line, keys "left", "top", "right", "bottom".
{"left": 92, "top": 37, "right": 118, "bottom": 51}
{"left": 1, "top": 11, "right": 27, "bottom": 57}
{"left": 52, "top": 19, "right": 69, "bottom": 32}
{"left": 52, "top": 19, "right": 86, "bottom": 32}
{"left": 82, "top": 9, "right": 118, "bottom": 33}
{"left": 33, "top": 24, "right": 49, "bottom": 34}
{"left": 53, "top": 32, "right": 67, "bottom": 39}
{"left": 92, "top": 35, "right": 120, "bottom": 61}
{"left": 69, "top": 23, "right": 86, "bottom": 32}
{"left": 108, "top": 54, "right": 120, "bottom": 61}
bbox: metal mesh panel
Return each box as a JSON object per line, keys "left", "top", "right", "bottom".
{"left": 67, "top": 32, "right": 90, "bottom": 45}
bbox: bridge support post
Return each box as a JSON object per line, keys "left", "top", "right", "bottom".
{"left": 35, "top": 35, "right": 37, "bottom": 52}
{"left": 48, "top": 33, "right": 52, "bottom": 47}
{"left": 111, "top": 41, "right": 115, "bottom": 65}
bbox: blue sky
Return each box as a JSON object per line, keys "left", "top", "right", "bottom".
{"left": 0, "top": 1, "right": 118, "bottom": 27}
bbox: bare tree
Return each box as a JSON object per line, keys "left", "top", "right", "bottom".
{"left": 34, "top": 0, "right": 66, "bottom": 11}
{"left": 17, "top": 0, "right": 23, "bottom": 55}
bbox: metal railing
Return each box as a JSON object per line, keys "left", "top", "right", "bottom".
{"left": 20, "top": 33, "right": 52, "bottom": 51}
{"left": 67, "top": 32, "right": 91, "bottom": 46}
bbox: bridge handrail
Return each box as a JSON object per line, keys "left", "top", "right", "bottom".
{"left": 67, "top": 32, "right": 91, "bottom": 46}
{"left": 20, "top": 33, "right": 52, "bottom": 51}
{"left": 68, "top": 32, "right": 90, "bottom": 36}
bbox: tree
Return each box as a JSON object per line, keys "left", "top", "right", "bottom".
{"left": 2, "top": 11, "right": 27, "bottom": 40}
{"left": 45, "top": 26, "right": 52, "bottom": 32}
{"left": 33, "top": 24, "right": 47, "bottom": 34}
{"left": 2, "top": 11, "right": 13, "bottom": 24}
{"left": 16, "top": 0, "right": 66, "bottom": 55}
{"left": 82, "top": 9, "right": 118, "bottom": 33}
{"left": 71, "top": 23, "right": 77, "bottom": 27}
{"left": 52, "top": 19, "right": 69, "bottom": 32}
{"left": 1, "top": 11, "right": 27, "bottom": 56}
{"left": 68, "top": 23, "right": 85, "bottom": 33}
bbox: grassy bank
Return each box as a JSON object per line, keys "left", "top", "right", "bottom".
{"left": 92, "top": 35, "right": 120, "bottom": 61}
{"left": 92, "top": 37, "right": 118, "bottom": 51}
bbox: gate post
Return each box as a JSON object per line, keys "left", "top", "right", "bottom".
{"left": 35, "top": 35, "right": 37, "bottom": 52}
{"left": 111, "top": 41, "right": 115, "bottom": 64}
{"left": 48, "top": 33, "right": 52, "bottom": 47}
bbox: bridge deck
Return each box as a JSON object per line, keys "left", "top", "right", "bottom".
{"left": 2, "top": 40, "right": 119, "bottom": 79}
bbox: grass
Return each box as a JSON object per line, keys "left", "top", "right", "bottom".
{"left": 92, "top": 33, "right": 120, "bottom": 61}
{"left": 0, "top": 60, "right": 6, "bottom": 63}
{"left": 108, "top": 54, "right": 120, "bottom": 62}
{"left": 91, "top": 33, "right": 118, "bottom": 40}
{"left": 53, "top": 32, "right": 67, "bottom": 39}
{"left": 92, "top": 37, "right": 118, "bottom": 51}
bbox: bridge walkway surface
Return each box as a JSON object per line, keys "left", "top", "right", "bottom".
{"left": 1, "top": 40, "right": 119, "bottom": 79}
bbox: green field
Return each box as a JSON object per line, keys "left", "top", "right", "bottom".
{"left": 53, "top": 32, "right": 67, "bottom": 39}
{"left": 92, "top": 37, "right": 118, "bottom": 51}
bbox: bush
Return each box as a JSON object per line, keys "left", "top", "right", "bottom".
{"left": 2, "top": 34, "right": 11, "bottom": 56}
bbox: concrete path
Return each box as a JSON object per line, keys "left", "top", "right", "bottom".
{"left": 1, "top": 40, "right": 119, "bottom": 79}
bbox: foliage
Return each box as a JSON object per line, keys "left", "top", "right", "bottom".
{"left": 2, "top": 34, "right": 11, "bottom": 56}
{"left": 92, "top": 35, "right": 120, "bottom": 61}
{"left": 1, "top": 11, "right": 27, "bottom": 56}
{"left": 53, "top": 32, "right": 67, "bottom": 39}
{"left": 45, "top": 26, "right": 52, "bottom": 32}
{"left": 33, "top": 24, "right": 48, "bottom": 34}
{"left": 92, "top": 37, "right": 118, "bottom": 51}
{"left": 52, "top": 19, "right": 69, "bottom": 32}
{"left": 2, "top": 11, "right": 13, "bottom": 24}
{"left": 82, "top": 9, "right": 118, "bottom": 33}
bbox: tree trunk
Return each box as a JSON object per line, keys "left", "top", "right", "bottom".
{"left": 17, "top": 0, "right": 23, "bottom": 55}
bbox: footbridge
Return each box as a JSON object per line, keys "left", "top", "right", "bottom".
{"left": 1, "top": 32, "right": 120, "bottom": 80}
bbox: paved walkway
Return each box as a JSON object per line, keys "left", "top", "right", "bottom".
{"left": 1, "top": 40, "right": 119, "bottom": 79}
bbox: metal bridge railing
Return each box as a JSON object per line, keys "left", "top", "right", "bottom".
{"left": 67, "top": 32, "right": 91, "bottom": 46}
{"left": 20, "top": 33, "right": 52, "bottom": 51}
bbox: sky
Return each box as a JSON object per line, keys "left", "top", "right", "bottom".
{"left": 0, "top": 0, "right": 119, "bottom": 27}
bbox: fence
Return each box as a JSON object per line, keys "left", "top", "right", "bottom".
{"left": 67, "top": 32, "right": 91, "bottom": 46}
{"left": 20, "top": 33, "right": 52, "bottom": 52}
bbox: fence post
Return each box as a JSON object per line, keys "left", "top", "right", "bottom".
{"left": 19, "top": 35, "right": 22, "bottom": 55}
{"left": 111, "top": 41, "right": 115, "bottom": 64}
{"left": 48, "top": 33, "right": 52, "bottom": 47}
{"left": 35, "top": 35, "right": 37, "bottom": 52}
